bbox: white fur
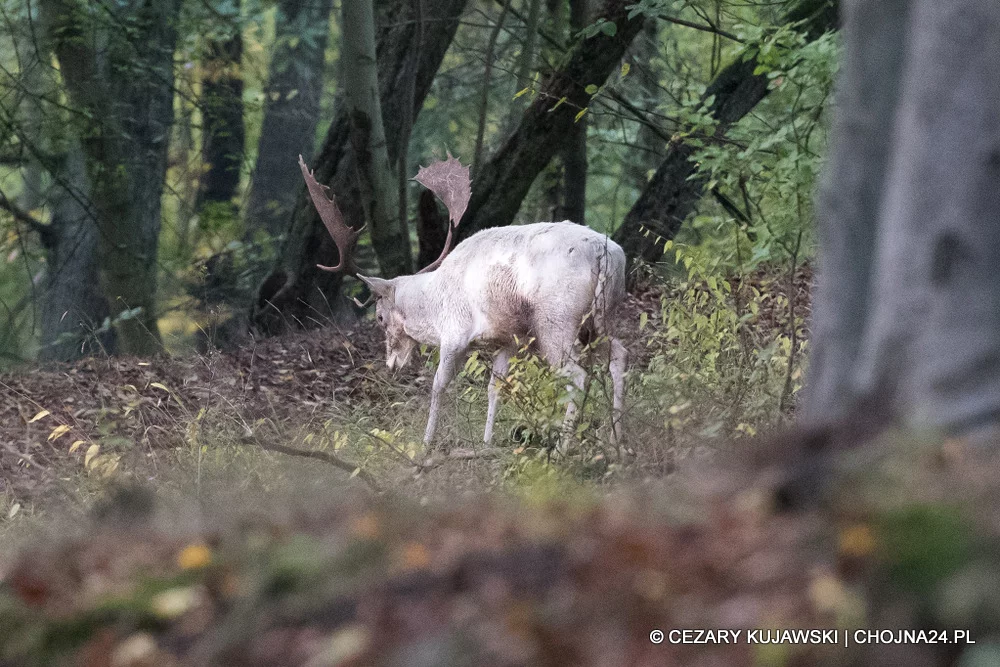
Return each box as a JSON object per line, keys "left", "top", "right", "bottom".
{"left": 365, "top": 221, "right": 628, "bottom": 449}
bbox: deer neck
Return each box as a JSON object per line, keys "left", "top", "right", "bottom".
{"left": 393, "top": 272, "right": 448, "bottom": 346}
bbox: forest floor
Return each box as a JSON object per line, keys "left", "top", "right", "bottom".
{"left": 2, "top": 265, "right": 998, "bottom": 666}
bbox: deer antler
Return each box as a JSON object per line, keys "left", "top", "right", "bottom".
{"left": 413, "top": 151, "right": 471, "bottom": 274}
{"left": 298, "top": 155, "right": 363, "bottom": 275}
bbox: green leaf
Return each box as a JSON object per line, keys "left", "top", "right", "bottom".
{"left": 599, "top": 21, "right": 617, "bottom": 37}
{"left": 584, "top": 84, "right": 599, "bottom": 95}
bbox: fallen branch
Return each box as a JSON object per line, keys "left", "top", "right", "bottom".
{"left": 247, "top": 438, "right": 382, "bottom": 493}
{"left": 420, "top": 447, "right": 505, "bottom": 470}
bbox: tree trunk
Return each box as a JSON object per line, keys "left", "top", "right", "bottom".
{"left": 458, "top": 0, "right": 645, "bottom": 240}
{"left": 416, "top": 189, "right": 447, "bottom": 270}
{"left": 341, "top": 0, "right": 413, "bottom": 278}
{"left": 41, "top": 0, "right": 182, "bottom": 356}
{"left": 197, "top": 6, "right": 245, "bottom": 221}
{"left": 804, "top": 0, "right": 1000, "bottom": 439}
{"left": 472, "top": 0, "right": 511, "bottom": 177}
{"left": 245, "top": 0, "right": 334, "bottom": 240}
{"left": 38, "top": 145, "right": 115, "bottom": 361}
{"left": 253, "top": 0, "right": 467, "bottom": 333}
{"left": 556, "top": 0, "right": 589, "bottom": 224}
{"left": 11, "top": 12, "right": 112, "bottom": 361}
{"left": 612, "top": 0, "right": 837, "bottom": 265}
{"left": 14, "top": 17, "right": 46, "bottom": 213}
{"left": 622, "top": 21, "right": 667, "bottom": 194}
{"left": 504, "top": 0, "right": 543, "bottom": 135}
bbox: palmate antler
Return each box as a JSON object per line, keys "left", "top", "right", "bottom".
{"left": 299, "top": 151, "right": 471, "bottom": 296}
{"left": 298, "top": 155, "right": 363, "bottom": 275}
{"left": 412, "top": 151, "right": 471, "bottom": 273}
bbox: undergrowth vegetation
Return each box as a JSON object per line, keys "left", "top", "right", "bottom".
{"left": 0, "top": 253, "right": 810, "bottom": 542}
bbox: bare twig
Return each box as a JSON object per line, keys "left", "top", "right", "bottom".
{"left": 420, "top": 447, "right": 505, "bottom": 470}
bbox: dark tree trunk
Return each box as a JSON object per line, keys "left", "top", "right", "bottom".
{"left": 197, "top": 12, "right": 245, "bottom": 217}
{"left": 253, "top": 0, "right": 467, "bottom": 333}
{"left": 245, "top": 0, "right": 334, "bottom": 240}
{"left": 556, "top": 0, "right": 589, "bottom": 224}
{"left": 612, "top": 0, "right": 837, "bottom": 265}
{"left": 41, "top": 0, "right": 182, "bottom": 356}
{"left": 458, "top": 0, "right": 645, "bottom": 240}
{"left": 38, "top": 145, "right": 115, "bottom": 361}
{"left": 623, "top": 21, "right": 667, "bottom": 193}
{"left": 416, "top": 189, "right": 448, "bottom": 270}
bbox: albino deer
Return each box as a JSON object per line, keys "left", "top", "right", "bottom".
{"left": 299, "top": 153, "right": 627, "bottom": 449}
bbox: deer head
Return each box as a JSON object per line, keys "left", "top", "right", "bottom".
{"left": 298, "top": 153, "right": 471, "bottom": 370}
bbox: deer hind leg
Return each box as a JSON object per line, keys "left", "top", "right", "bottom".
{"left": 484, "top": 348, "right": 513, "bottom": 444}
{"left": 609, "top": 337, "right": 627, "bottom": 445}
{"left": 424, "top": 346, "right": 464, "bottom": 449}
{"left": 538, "top": 333, "right": 587, "bottom": 453}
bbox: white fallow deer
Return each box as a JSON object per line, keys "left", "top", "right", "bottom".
{"left": 298, "top": 152, "right": 628, "bottom": 450}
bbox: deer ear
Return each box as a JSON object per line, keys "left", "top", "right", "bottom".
{"left": 357, "top": 275, "right": 395, "bottom": 301}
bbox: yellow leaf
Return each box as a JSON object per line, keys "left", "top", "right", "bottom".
{"left": 398, "top": 542, "right": 430, "bottom": 571}
{"left": 69, "top": 440, "right": 86, "bottom": 453}
{"left": 84, "top": 444, "right": 100, "bottom": 467}
{"left": 7, "top": 502, "right": 20, "bottom": 519}
{"left": 574, "top": 108, "right": 588, "bottom": 122}
{"left": 177, "top": 543, "right": 212, "bottom": 570}
{"left": 620, "top": 62, "right": 631, "bottom": 78}
{"left": 839, "top": 523, "right": 877, "bottom": 557}
{"left": 48, "top": 424, "right": 71, "bottom": 441}
{"left": 27, "top": 409, "right": 50, "bottom": 423}
{"left": 512, "top": 86, "right": 530, "bottom": 99}
{"left": 150, "top": 382, "right": 170, "bottom": 392}
{"left": 351, "top": 512, "right": 380, "bottom": 539}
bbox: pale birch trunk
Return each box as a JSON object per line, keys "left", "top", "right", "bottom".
{"left": 805, "top": 0, "right": 1000, "bottom": 437}
{"left": 341, "top": 0, "right": 413, "bottom": 278}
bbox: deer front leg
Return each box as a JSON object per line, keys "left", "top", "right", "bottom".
{"left": 423, "top": 346, "right": 463, "bottom": 448}
{"left": 484, "top": 348, "right": 512, "bottom": 444}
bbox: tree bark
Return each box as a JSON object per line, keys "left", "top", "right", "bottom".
{"left": 14, "top": 15, "right": 46, "bottom": 213}
{"left": 458, "top": 0, "right": 645, "bottom": 240}
{"left": 504, "top": 0, "right": 543, "bottom": 135}
{"left": 612, "top": 0, "right": 837, "bottom": 265}
{"left": 10, "top": 15, "right": 113, "bottom": 361}
{"left": 804, "top": 0, "right": 1000, "bottom": 438}
{"left": 622, "top": 22, "right": 668, "bottom": 195}
{"left": 196, "top": 6, "right": 245, "bottom": 220}
{"left": 472, "top": 0, "right": 511, "bottom": 177}
{"left": 41, "top": 0, "right": 182, "bottom": 356}
{"left": 253, "top": 0, "right": 467, "bottom": 333}
{"left": 38, "top": 145, "right": 115, "bottom": 361}
{"left": 245, "top": 0, "right": 334, "bottom": 240}
{"left": 416, "top": 189, "right": 447, "bottom": 270}
{"left": 341, "top": 0, "right": 413, "bottom": 278}
{"left": 556, "top": 0, "right": 590, "bottom": 224}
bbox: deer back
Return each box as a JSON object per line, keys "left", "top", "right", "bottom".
{"left": 403, "top": 222, "right": 626, "bottom": 348}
